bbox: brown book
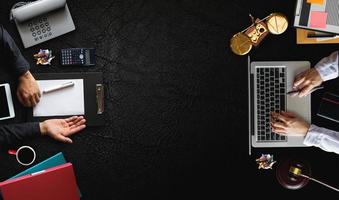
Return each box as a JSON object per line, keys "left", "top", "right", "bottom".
{"left": 296, "top": 28, "right": 339, "bottom": 44}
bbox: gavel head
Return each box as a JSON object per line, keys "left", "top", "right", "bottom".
{"left": 289, "top": 166, "right": 302, "bottom": 181}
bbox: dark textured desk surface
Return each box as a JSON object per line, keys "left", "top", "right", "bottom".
{"left": 0, "top": 0, "right": 338, "bottom": 199}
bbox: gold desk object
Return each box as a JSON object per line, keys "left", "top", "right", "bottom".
{"left": 230, "top": 13, "right": 288, "bottom": 56}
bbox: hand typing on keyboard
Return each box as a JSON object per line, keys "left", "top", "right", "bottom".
{"left": 292, "top": 68, "right": 323, "bottom": 97}
{"left": 270, "top": 111, "right": 310, "bottom": 136}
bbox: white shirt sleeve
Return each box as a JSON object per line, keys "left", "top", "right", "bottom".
{"left": 303, "top": 124, "right": 339, "bottom": 154}
{"left": 315, "top": 51, "right": 339, "bottom": 81}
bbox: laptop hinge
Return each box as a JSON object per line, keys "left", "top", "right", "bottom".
{"left": 248, "top": 56, "right": 253, "bottom": 155}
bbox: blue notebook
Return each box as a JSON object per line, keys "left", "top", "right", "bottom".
{"left": 10, "top": 152, "right": 66, "bottom": 179}
{"left": 9, "top": 152, "right": 82, "bottom": 198}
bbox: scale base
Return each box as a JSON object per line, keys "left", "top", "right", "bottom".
{"left": 276, "top": 158, "right": 311, "bottom": 190}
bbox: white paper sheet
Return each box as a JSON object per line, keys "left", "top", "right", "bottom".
{"left": 33, "top": 79, "right": 84, "bottom": 116}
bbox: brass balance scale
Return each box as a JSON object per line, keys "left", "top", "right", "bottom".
{"left": 230, "top": 13, "right": 288, "bottom": 56}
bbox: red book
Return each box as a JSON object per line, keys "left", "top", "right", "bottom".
{"left": 0, "top": 163, "right": 80, "bottom": 200}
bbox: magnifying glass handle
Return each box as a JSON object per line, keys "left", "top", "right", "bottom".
{"left": 8, "top": 149, "right": 17, "bottom": 155}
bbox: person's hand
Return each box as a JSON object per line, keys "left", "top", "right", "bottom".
{"left": 270, "top": 111, "right": 310, "bottom": 136}
{"left": 293, "top": 68, "right": 322, "bottom": 97}
{"left": 17, "top": 71, "right": 41, "bottom": 107}
{"left": 39, "top": 116, "right": 86, "bottom": 143}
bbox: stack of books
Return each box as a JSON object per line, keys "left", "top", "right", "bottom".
{"left": 0, "top": 153, "right": 81, "bottom": 200}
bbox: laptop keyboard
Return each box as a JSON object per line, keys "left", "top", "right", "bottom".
{"left": 255, "top": 66, "right": 287, "bottom": 142}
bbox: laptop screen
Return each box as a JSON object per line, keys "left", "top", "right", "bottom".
{"left": 0, "top": 85, "right": 10, "bottom": 118}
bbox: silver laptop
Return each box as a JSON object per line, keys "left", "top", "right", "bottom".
{"left": 248, "top": 57, "right": 311, "bottom": 154}
{"left": 294, "top": 0, "right": 339, "bottom": 34}
{"left": 12, "top": 1, "right": 75, "bottom": 48}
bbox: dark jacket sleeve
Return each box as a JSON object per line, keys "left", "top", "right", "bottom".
{"left": 0, "top": 122, "right": 40, "bottom": 147}
{"left": 0, "top": 25, "right": 30, "bottom": 78}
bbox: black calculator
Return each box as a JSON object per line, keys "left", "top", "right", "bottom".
{"left": 60, "top": 48, "right": 95, "bottom": 66}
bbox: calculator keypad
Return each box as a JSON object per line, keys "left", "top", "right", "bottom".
{"left": 61, "top": 49, "right": 86, "bottom": 65}
{"left": 28, "top": 17, "right": 52, "bottom": 42}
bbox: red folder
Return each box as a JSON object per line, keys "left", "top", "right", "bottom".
{"left": 0, "top": 163, "right": 80, "bottom": 200}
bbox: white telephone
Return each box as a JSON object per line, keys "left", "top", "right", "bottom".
{"left": 10, "top": 0, "right": 75, "bottom": 48}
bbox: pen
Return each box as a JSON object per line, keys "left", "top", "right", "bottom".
{"left": 287, "top": 85, "right": 324, "bottom": 96}
{"left": 43, "top": 81, "right": 75, "bottom": 94}
{"left": 307, "top": 34, "right": 337, "bottom": 38}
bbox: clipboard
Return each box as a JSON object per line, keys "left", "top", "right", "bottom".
{"left": 28, "top": 72, "right": 104, "bottom": 126}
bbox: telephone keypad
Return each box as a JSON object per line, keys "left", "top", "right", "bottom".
{"left": 28, "top": 17, "right": 52, "bottom": 42}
